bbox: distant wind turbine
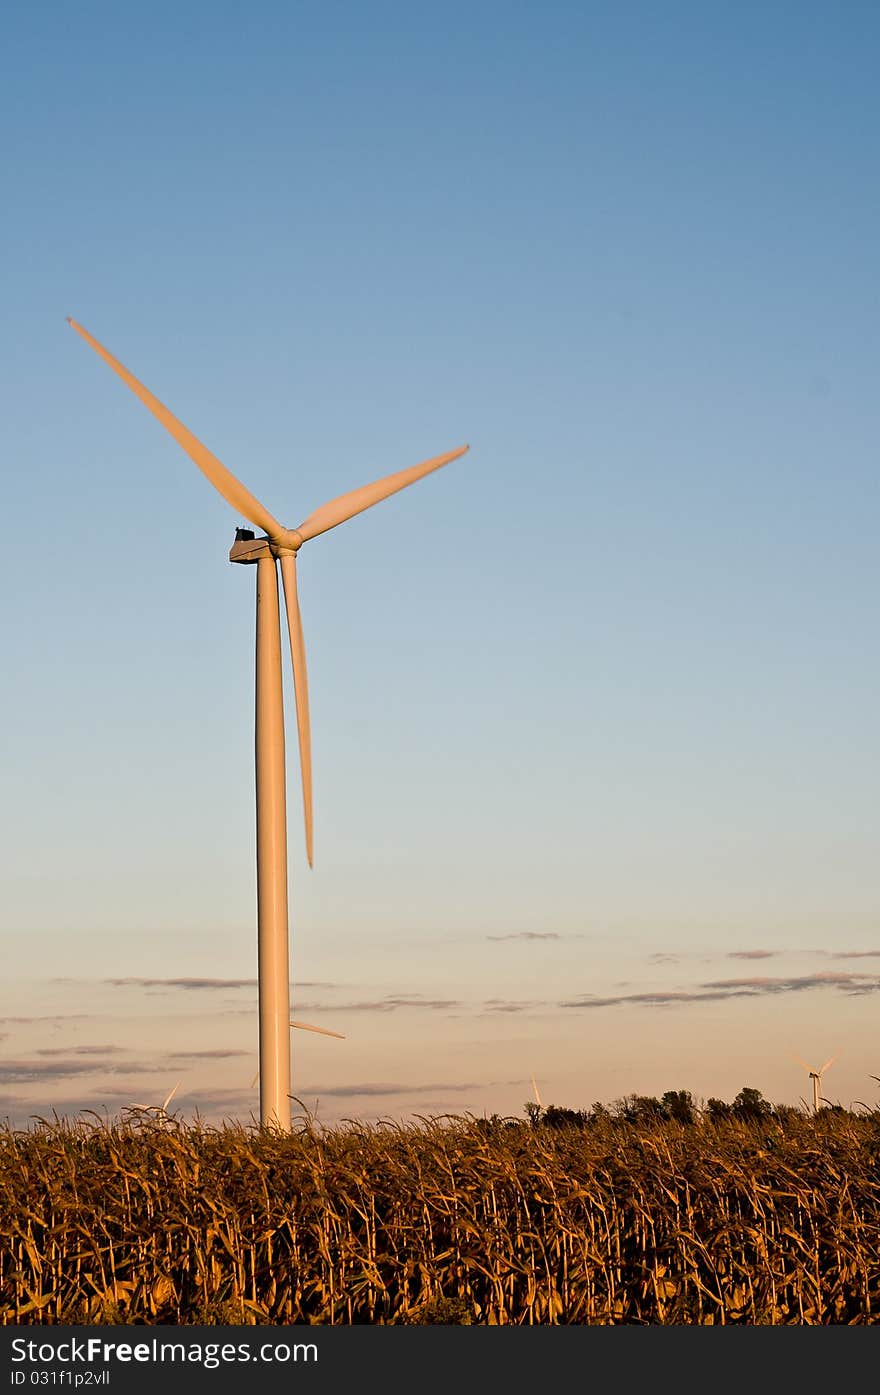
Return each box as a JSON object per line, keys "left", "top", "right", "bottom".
{"left": 530, "top": 1074, "right": 543, "bottom": 1109}
{"left": 132, "top": 1080, "right": 182, "bottom": 1118}
{"left": 793, "top": 1054, "right": 837, "bottom": 1115}
{"left": 68, "top": 318, "right": 467, "bottom": 1130}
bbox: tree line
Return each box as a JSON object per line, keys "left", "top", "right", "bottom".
{"left": 516, "top": 1086, "right": 851, "bottom": 1130}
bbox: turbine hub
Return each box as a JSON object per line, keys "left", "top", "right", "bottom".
{"left": 273, "top": 527, "right": 304, "bottom": 553}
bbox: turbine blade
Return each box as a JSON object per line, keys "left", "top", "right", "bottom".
{"left": 290, "top": 1020, "right": 346, "bottom": 1039}
{"left": 67, "top": 319, "right": 284, "bottom": 538}
{"left": 251, "top": 1070, "right": 259, "bottom": 1089}
{"left": 792, "top": 1055, "right": 814, "bottom": 1074}
{"left": 278, "top": 553, "right": 313, "bottom": 867}
{"left": 531, "top": 1074, "right": 543, "bottom": 1108}
{"left": 819, "top": 1056, "right": 837, "bottom": 1076}
{"left": 295, "top": 445, "right": 469, "bottom": 543}
{"left": 162, "top": 1081, "right": 181, "bottom": 1112}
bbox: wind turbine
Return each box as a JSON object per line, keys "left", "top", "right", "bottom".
{"left": 68, "top": 318, "right": 467, "bottom": 1130}
{"left": 793, "top": 1054, "right": 838, "bottom": 1115}
{"left": 131, "top": 1080, "right": 182, "bottom": 1118}
{"left": 530, "top": 1074, "right": 543, "bottom": 1109}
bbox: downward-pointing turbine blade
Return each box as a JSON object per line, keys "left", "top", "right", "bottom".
{"left": 253, "top": 1021, "right": 344, "bottom": 1085}
{"left": 67, "top": 318, "right": 285, "bottom": 539}
{"left": 295, "top": 445, "right": 469, "bottom": 543}
{"left": 290, "top": 1020, "right": 346, "bottom": 1039}
{"left": 278, "top": 553, "right": 313, "bottom": 867}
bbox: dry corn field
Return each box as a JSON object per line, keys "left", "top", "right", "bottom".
{"left": 2, "top": 1110, "right": 879, "bottom": 1324}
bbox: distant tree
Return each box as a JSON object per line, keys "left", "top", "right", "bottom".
{"left": 704, "top": 1097, "right": 733, "bottom": 1122}
{"left": 525, "top": 1100, "right": 542, "bottom": 1128}
{"left": 541, "top": 1104, "right": 591, "bottom": 1130}
{"left": 661, "top": 1090, "right": 697, "bottom": 1125}
{"left": 612, "top": 1094, "right": 665, "bottom": 1126}
{"left": 732, "top": 1087, "right": 773, "bottom": 1122}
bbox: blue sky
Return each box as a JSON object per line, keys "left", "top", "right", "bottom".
{"left": 2, "top": 2, "right": 879, "bottom": 1127}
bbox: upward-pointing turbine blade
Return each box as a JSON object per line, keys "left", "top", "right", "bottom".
{"left": 295, "top": 445, "right": 469, "bottom": 543}
{"left": 819, "top": 1056, "right": 837, "bottom": 1076}
{"left": 67, "top": 319, "right": 285, "bottom": 539}
{"left": 161, "top": 1081, "right": 181, "bottom": 1112}
{"left": 278, "top": 553, "right": 313, "bottom": 867}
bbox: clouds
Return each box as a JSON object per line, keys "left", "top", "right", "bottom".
{"left": 290, "top": 1081, "right": 481, "bottom": 1099}
{"left": 0, "top": 1043, "right": 243, "bottom": 1090}
{"left": 647, "top": 948, "right": 780, "bottom": 966}
{"left": 561, "top": 989, "right": 749, "bottom": 1010}
{"left": 103, "top": 977, "right": 258, "bottom": 991}
{"left": 561, "top": 971, "right": 880, "bottom": 1011}
{"left": 296, "top": 995, "right": 460, "bottom": 1014}
{"left": 167, "top": 1049, "right": 249, "bottom": 1061}
{"left": 486, "top": 932, "right": 563, "bottom": 942}
{"left": 0, "top": 1015, "right": 93, "bottom": 1025}
{"left": 3, "top": 939, "right": 877, "bottom": 1129}
{"left": 0, "top": 1059, "right": 158, "bottom": 1085}
{"left": 101, "top": 977, "right": 335, "bottom": 992}
{"left": 702, "top": 972, "right": 880, "bottom": 996}
{"left": 482, "top": 999, "right": 545, "bottom": 1014}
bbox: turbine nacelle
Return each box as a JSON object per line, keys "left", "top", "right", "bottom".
{"left": 230, "top": 529, "right": 305, "bottom": 564}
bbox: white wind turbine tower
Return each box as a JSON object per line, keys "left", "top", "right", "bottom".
{"left": 68, "top": 318, "right": 468, "bottom": 1131}
{"left": 793, "top": 1054, "right": 838, "bottom": 1115}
